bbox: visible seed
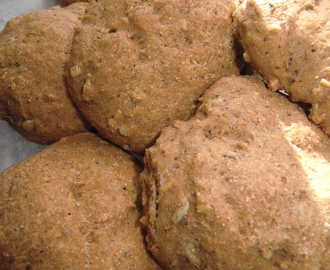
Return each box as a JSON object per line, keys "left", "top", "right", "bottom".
{"left": 267, "top": 24, "right": 282, "bottom": 31}
{"left": 173, "top": 201, "right": 189, "bottom": 224}
{"left": 269, "top": 77, "right": 279, "bottom": 90}
{"left": 326, "top": 22, "right": 330, "bottom": 31}
{"left": 11, "top": 82, "right": 16, "bottom": 90}
{"left": 78, "top": 222, "right": 88, "bottom": 234}
{"left": 243, "top": 52, "right": 251, "bottom": 63}
{"left": 310, "top": 103, "right": 327, "bottom": 124}
{"left": 131, "top": 90, "right": 147, "bottom": 101}
{"left": 53, "top": 230, "right": 62, "bottom": 238}
{"left": 85, "top": 233, "right": 95, "bottom": 243}
{"left": 182, "top": 19, "right": 188, "bottom": 31}
{"left": 196, "top": 204, "right": 208, "bottom": 213}
{"left": 68, "top": 191, "right": 74, "bottom": 199}
{"left": 140, "top": 216, "right": 147, "bottom": 226}
{"left": 0, "top": 71, "right": 8, "bottom": 80}
{"left": 159, "top": 182, "right": 172, "bottom": 192}
{"left": 108, "top": 118, "right": 116, "bottom": 126}
{"left": 119, "top": 125, "right": 129, "bottom": 136}
{"left": 70, "top": 65, "right": 82, "bottom": 77}
{"left": 320, "top": 78, "right": 330, "bottom": 88}
{"left": 82, "top": 74, "right": 92, "bottom": 101}
{"left": 236, "top": 142, "right": 248, "bottom": 150}
{"left": 123, "top": 144, "right": 130, "bottom": 149}
{"left": 261, "top": 250, "right": 273, "bottom": 260}
{"left": 77, "top": 222, "right": 82, "bottom": 231}
{"left": 114, "top": 110, "right": 123, "bottom": 119}
{"left": 313, "top": 102, "right": 319, "bottom": 111}
{"left": 22, "top": 120, "right": 34, "bottom": 131}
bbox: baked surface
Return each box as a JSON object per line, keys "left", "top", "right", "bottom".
{"left": 0, "top": 132, "right": 161, "bottom": 269}
{"left": 67, "top": 0, "right": 239, "bottom": 153}
{"left": 141, "top": 76, "right": 330, "bottom": 269}
{"left": 0, "top": 3, "right": 89, "bottom": 144}
{"left": 234, "top": 0, "right": 330, "bottom": 135}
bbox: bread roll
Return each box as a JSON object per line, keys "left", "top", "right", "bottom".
{"left": 0, "top": 3, "right": 90, "bottom": 144}
{"left": 67, "top": 0, "right": 239, "bottom": 153}
{"left": 141, "top": 76, "right": 330, "bottom": 269}
{"left": 234, "top": 0, "right": 330, "bottom": 135}
{"left": 0, "top": 132, "right": 162, "bottom": 269}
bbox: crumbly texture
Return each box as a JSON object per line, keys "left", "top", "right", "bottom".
{"left": 0, "top": 3, "right": 90, "bottom": 144}
{"left": 234, "top": 0, "right": 330, "bottom": 135}
{"left": 0, "top": 132, "right": 162, "bottom": 269}
{"left": 141, "top": 76, "right": 330, "bottom": 270}
{"left": 67, "top": 0, "right": 239, "bottom": 153}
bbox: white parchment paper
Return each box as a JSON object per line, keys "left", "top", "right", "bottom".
{"left": 0, "top": 0, "right": 64, "bottom": 172}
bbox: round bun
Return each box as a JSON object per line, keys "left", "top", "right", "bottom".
{"left": 67, "top": 0, "right": 239, "bottom": 153}
{"left": 0, "top": 132, "right": 161, "bottom": 269}
{"left": 0, "top": 3, "right": 89, "bottom": 144}
{"left": 141, "top": 76, "right": 330, "bottom": 269}
{"left": 234, "top": 0, "right": 330, "bottom": 135}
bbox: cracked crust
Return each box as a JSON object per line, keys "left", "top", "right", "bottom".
{"left": 141, "top": 76, "right": 330, "bottom": 269}
{"left": 0, "top": 3, "right": 90, "bottom": 144}
{"left": 67, "top": 0, "right": 239, "bottom": 153}
{"left": 234, "top": 0, "right": 330, "bottom": 135}
{"left": 0, "top": 132, "right": 161, "bottom": 269}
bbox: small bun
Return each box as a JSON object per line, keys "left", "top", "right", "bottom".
{"left": 0, "top": 3, "right": 90, "bottom": 144}
{"left": 0, "top": 132, "right": 161, "bottom": 269}
{"left": 141, "top": 76, "right": 330, "bottom": 269}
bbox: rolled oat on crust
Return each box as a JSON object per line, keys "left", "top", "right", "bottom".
{"left": 67, "top": 0, "right": 239, "bottom": 153}
{"left": 234, "top": 0, "right": 330, "bottom": 135}
{"left": 0, "top": 3, "right": 90, "bottom": 144}
{"left": 0, "top": 132, "right": 162, "bottom": 270}
{"left": 141, "top": 76, "right": 330, "bottom": 269}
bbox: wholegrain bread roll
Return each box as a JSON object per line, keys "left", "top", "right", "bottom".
{"left": 0, "top": 3, "right": 90, "bottom": 144}
{"left": 67, "top": 0, "right": 239, "bottom": 153}
{"left": 234, "top": 0, "right": 330, "bottom": 135}
{"left": 141, "top": 76, "right": 330, "bottom": 269}
{"left": 0, "top": 132, "right": 162, "bottom": 269}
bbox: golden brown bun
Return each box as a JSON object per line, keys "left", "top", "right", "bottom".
{"left": 0, "top": 132, "right": 162, "bottom": 269}
{"left": 67, "top": 0, "right": 239, "bottom": 153}
{"left": 0, "top": 3, "right": 90, "bottom": 144}
{"left": 234, "top": 0, "right": 330, "bottom": 135}
{"left": 141, "top": 76, "right": 330, "bottom": 269}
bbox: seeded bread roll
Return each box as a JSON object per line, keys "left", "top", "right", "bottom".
{"left": 0, "top": 132, "right": 162, "bottom": 269}
{"left": 67, "top": 0, "right": 239, "bottom": 153}
{"left": 234, "top": 0, "right": 330, "bottom": 135}
{"left": 0, "top": 3, "right": 90, "bottom": 144}
{"left": 141, "top": 76, "right": 330, "bottom": 269}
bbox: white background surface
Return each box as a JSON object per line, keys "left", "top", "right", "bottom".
{"left": 0, "top": 0, "right": 64, "bottom": 172}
